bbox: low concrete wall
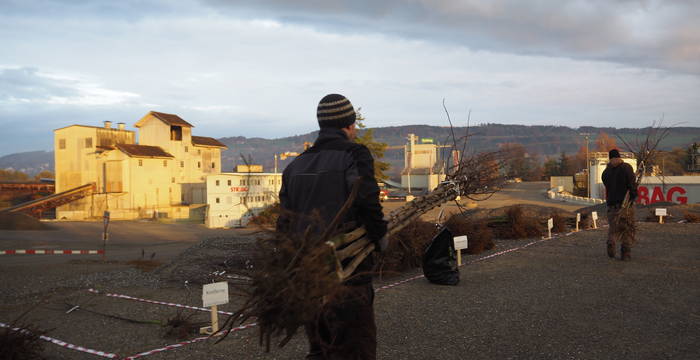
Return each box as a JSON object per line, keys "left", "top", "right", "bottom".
{"left": 547, "top": 189, "right": 604, "bottom": 205}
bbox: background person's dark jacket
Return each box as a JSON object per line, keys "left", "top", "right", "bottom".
{"left": 602, "top": 158, "right": 637, "bottom": 206}
{"left": 276, "top": 127, "right": 388, "bottom": 284}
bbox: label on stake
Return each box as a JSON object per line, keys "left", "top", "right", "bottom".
{"left": 202, "top": 282, "right": 229, "bottom": 307}
{"left": 453, "top": 235, "right": 468, "bottom": 250}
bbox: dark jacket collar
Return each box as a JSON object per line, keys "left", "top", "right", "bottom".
{"left": 314, "top": 127, "right": 348, "bottom": 146}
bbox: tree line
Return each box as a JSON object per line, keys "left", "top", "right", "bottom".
{"left": 0, "top": 169, "right": 54, "bottom": 182}
{"left": 498, "top": 132, "right": 698, "bottom": 181}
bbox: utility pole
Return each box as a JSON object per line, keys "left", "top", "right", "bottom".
{"left": 579, "top": 133, "right": 592, "bottom": 198}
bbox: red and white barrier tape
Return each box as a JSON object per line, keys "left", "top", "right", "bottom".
{"left": 85, "top": 229, "right": 580, "bottom": 358}
{"left": 87, "top": 289, "right": 234, "bottom": 315}
{"left": 0, "top": 249, "right": 104, "bottom": 255}
{"left": 0, "top": 322, "right": 119, "bottom": 358}
{"left": 123, "top": 322, "right": 257, "bottom": 359}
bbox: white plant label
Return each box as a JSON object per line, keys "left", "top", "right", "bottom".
{"left": 547, "top": 218, "right": 554, "bottom": 230}
{"left": 453, "top": 235, "right": 468, "bottom": 251}
{"left": 576, "top": 213, "right": 581, "bottom": 222}
{"left": 591, "top": 211, "right": 598, "bottom": 221}
{"left": 655, "top": 208, "right": 667, "bottom": 216}
{"left": 203, "top": 282, "right": 229, "bottom": 307}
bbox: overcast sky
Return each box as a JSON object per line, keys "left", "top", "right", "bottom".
{"left": 1, "top": 0, "right": 699, "bottom": 156}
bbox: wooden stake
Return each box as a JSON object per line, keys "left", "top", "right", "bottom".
{"left": 575, "top": 213, "right": 580, "bottom": 232}
{"left": 457, "top": 249, "right": 462, "bottom": 266}
{"left": 210, "top": 305, "right": 219, "bottom": 333}
{"left": 200, "top": 305, "right": 219, "bottom": 335}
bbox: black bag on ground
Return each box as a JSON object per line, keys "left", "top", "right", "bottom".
{"left": 422, "top": 226, "right": 460, "bottom": 285}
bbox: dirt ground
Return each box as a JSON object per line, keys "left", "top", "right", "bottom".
{"left": 1, "top": 182, "right": 699, "bottom": 359}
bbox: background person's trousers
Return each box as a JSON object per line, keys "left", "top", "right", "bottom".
{"left": 305, "top": 282, "right": 376, "bottom": 360}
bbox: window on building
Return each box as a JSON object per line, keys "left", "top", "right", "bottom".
{"left": 211, "top": 162, "right": 215, "bottom": 169}
{"left": 163, "top": 160, "right": 168, "bottom": 167}
{"left": 171, "top": 177, "right": 175, "bottom": 183}
{"left": 184, "top": 146, "right": 188, "bottom": 152}
{"left": 170, "top": 125, "right": 182, "bottom": 141}
{"left": 197, "top": 161, "right": 201, "bottom": 168}
{"left": 138, "top": 159, "right": 143, "bottom": 166}
{"left": 240, "top": 179, "right": 246, "bottom": 186}
{"left": 85, "top": 137, "right": 93, "bottom": 148}
{"left": 216, "top": 180, "right": 220, "bottom": 186}
{"left": 180, "top": 161, "right": 184, "bottom": 168}
{"left": 215, "top": 197, "right": 220, "bottom": 203}
{"left": 227, "top": 179, "right": 231, "bottom": 186}
{"left": 59, "top": 139, "right": 66, "bottom": 149}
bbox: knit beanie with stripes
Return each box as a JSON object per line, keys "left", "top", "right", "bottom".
{"left": 317, "top": 93, "right": 356, "bottom": 129}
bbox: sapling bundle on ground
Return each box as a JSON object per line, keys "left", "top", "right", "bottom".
{"left": 219, "top": 149, "right": 507, "bottom": 350}
{"left": 489, "top": 205, "right": 543, "bottom": 239}
{"left": 375, "top": 220, "right": 438, "bottom": 277}
{"left": 249, "top": 203, "right": 280, "bottom": 227}
{"left": 683, "top": 211, "right": 700, "bottom": 223}
{"left": 163, "top": 311, "right": 209, "bottom": 340}
{"left": 551, "top": 212, "right": 568, "bottom": 233}
{"left": 444, "top": 214, "right": 494, "bottom": 254}
{"left": 0, "top": 308, "right": 48, "bottom": 360}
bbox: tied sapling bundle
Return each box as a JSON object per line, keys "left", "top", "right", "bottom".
{"left": 613, "top": 122, "right": 671, "bottom": 242}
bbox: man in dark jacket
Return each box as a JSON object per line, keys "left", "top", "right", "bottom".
{"left": 277, "top": 93, "right": 387, "bottom": 359}
{"left": 601, "top": 149, "right": 637, "bottom": 260}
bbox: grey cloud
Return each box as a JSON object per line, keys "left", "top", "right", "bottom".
{"left": 202, "top": 0, "right": 700, "bottom": 74}
{"left": 0, "top": 67, "right": 79, "bottom": 102}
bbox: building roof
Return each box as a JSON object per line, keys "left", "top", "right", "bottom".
{"left": 134, "top": 111, "right": 194, "bottom": 128}
{"left": 53, "top": 124, "right": 134, "bottom": 133}
{"left": 192, "top": 136, "right": 227, "bottom": 148}
{"left": 116, "top": 144, "right": 174, "bottom": 159}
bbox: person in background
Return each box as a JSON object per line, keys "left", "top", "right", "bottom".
{"left": 602, "top": 149, "right": 637, "bottom": 261}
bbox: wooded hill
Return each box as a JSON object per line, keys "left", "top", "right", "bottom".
{"left": 2, "top": 124, "right": 699, "bottom": 178}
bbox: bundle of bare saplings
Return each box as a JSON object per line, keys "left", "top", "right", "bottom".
{"left": 217, "top": 150, "right": 508, "bottom": 350}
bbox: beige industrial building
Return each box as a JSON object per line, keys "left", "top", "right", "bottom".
{"left": 205, "top": 172, "right": 282, "bottom": 228}
{"left": 54, "top": 111, "right": 226, "bottom": 220}
{"left": 401, "top": 134, "right": 447, "bottom": 191}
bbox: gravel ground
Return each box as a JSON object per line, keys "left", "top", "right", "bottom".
{"left": 1, "top": 221, "right": 698, "bottom": 359}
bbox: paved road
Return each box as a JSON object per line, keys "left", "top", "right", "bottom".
{"left": 0, "top": 220, "right": 252, "bottom": 266}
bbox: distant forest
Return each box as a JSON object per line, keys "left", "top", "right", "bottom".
{"left": 2, "top": 124, "right": 699, "bottom": 181}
